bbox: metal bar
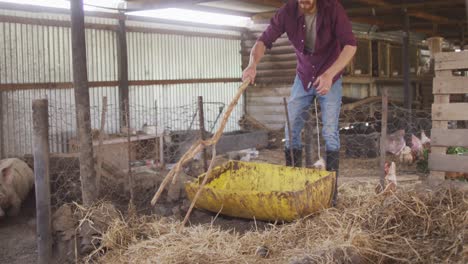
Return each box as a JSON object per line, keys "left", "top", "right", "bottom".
{"left": 71, "top": 0, "right": 97, "bottom": 206}
{"left": 0, "top": 78, "right": 241, "bottom": 91}
{"left": 380, "top": 88, "right": 388, "bottom": 189}
{"left": 125, "top": 26, "right": 241, "bottom": 40}
{"left": 0, "top": 15, "right": 118, "bottom": 31}
{"left": 198, "top": 96, "right": 208, "bottom": 172}
{"left": 283, "top": 97, "right": 294, "bottom": 165}
{"left": 117, "top": 18, "right": 129, "bottom": 131}
{"left": 32, "top": 99, "right": 52, "bottom": 264}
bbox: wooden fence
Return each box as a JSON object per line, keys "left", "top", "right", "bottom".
{"left": 429, "top": 51, "right": 468, "bottom": 177}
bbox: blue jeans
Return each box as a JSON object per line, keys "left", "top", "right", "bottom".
{"left": 285, "top": 75, "right": 342, "bottom": 151}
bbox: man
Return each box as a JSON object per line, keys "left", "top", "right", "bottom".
{"left": 242, "top": 0, "right": 357, "bottom": 206}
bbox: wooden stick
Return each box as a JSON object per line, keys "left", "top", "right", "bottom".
{"left": 180, "top": 145, "right": 216, "bottom": 228}
{"left": 380, "top": 88, "right": 389, "bottom": 189}
{"left": 32, "top": 99, "right": 52, "bottom": 264}
{"left": 151, "top": 79, "right": 250, "bottom": 206}
{"left": 96, "top": 96, "right": 108, "bottom": 195}
{"left": 283, "top": 97, "right": 294, "bottom": 165}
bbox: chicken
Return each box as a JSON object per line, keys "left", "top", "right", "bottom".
{"left": 411, "top": 134, "right": 423, "bottom": 160}
{"left": 376, "top": 161, "right": 398, "bottom": 194}
{"left": 384, "top": 161, "right": 397, "bottom": 193}
{"left": 420, "top": 131, "right": 431, "bottom": 149}
{"left": 385, "top": 129, "right": 406, "bottom": 155}
{"left": 399, "top": 146, "right": 414, "bottom": 165}
{"left": 312, "top": 158, "right": 326, "bottom": 170}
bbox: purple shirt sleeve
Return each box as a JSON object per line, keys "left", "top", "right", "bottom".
{"left": 333, "top": 1, "right": 357, "bottom": 48}
{"left": 258, "top": 7, "right": 286, "bottom": 49}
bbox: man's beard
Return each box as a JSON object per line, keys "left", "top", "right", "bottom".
{"left": 299, "top": 1, "right": 315, "bottom": 13}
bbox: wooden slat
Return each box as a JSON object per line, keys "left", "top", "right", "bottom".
{"left": 435, "top": 51, "right": 468, "bottom": 71}
{"left": 433, "top": 76, "right": 468, "bottom": 94}
{"left": 429, "top": 153, "right": 468, "bottom": 173}
{"left": 434, "top": 50, "right": 468, "bottom": 63}
{"left": 431, "top": 128, "right": 468, "bottom": 147}
{"left": 432, "top": 103, "right": 468, "bottom": 121}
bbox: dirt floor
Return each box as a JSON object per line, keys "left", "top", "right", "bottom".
{"left": 0, "top": 193, "right": 37, "bottom": 264}
{"left": 0, "top": 147, "right": 424, "bottom": 263}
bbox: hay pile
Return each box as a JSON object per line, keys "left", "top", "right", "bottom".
{"left": 89, "top": 183, "right": 467, "bottom": 264}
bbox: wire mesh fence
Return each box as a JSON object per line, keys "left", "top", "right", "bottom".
{"left": 15, "top": 91, "right": 435, "bottom": 218}
{"left": 294, "top": 97, "right": 433, "bottom": 180}
{"left": 17, "top": 95, "right": 243, "bottom": 214}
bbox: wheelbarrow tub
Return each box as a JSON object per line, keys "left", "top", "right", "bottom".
{"left": 185, "top": 161, "right": 336, "bottom": 222}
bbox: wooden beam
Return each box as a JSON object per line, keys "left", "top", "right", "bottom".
{"left": 0, "top": 91, "right": 3, "bottom": 158}
{"left": 352, "top": 0, "right": 453, "bottom": 26}
{"left": 186, "top": 5, "right": 254, "bottom": 17}
{"left": 353, "top": 0, "right": 388, "bottom": 7}
{"left": 346, "top": 0, "right": 465, "bottom": 15}
{"left": 237, "top": 0, "right": 284, "bottom": 8}
{"left": 408, "top": 11, "right": 450, "bottom": 24}
{"left": 70, "top": 0, "right": 98, "bottom": 206}
{"left": 402, "top": 11, "right": 411, "bottom": 110}
{"left": 125, "top": 0, "right": 218, "bottom": 11}
{"left": 32, "top": 99, "right": 52, "bottom": 264}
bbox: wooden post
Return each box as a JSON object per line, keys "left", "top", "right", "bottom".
{"left": 117, "top": 17, "right": 129, "bottom": 131}
{"left": 96, "top": 96, "right": 108, "bottom": 195}
{"left": 32, "top": 99, "right": 51, "bottom": 264}
{"left": 198, "top": 96, "right": 208, "bottom": 171}
{"left": 379, "top": 89, "right": 388, "bottom": 189}
{"left": 402, "top": 11, "right": 412, "bottom": 110}
{"left": 0, "top": 90, "right": 4, "bottom": 159}
{"left": 125, "top": 100, "right": 134, "bottom": 206}
{"left": 70, "top": 0, "right": 97, "bottom": 206}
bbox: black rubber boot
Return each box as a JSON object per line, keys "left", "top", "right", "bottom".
{"left": 285, "top": 148, "right": 302, "bottom": 167}
{"left": 326, "top": 151, "right": 340, "bottom": 207}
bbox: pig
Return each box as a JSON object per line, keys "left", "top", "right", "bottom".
{"left": 0, "top": 158, "right": 34, "bottom": 218}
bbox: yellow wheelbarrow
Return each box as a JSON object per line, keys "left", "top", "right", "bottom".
{"left": 185, "top": 161, "right": 336, "bottom": 222}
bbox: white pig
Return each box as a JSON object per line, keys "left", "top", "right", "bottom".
{"left": 0, "top": 158, "right": 34, "bottom": 218}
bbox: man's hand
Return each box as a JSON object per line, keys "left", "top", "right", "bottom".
{"left": 242, "top": 65, "right": 257, "bottom": 85}
{"left": 314, "top": 72, "right": 333, "bottom": 95}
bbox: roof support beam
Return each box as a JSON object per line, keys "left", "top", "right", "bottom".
{"left": 352, "top": 0, "right": 453, "bottom": 25}
{"left": 347, "top": 0, "right": 465, "bottom": 15}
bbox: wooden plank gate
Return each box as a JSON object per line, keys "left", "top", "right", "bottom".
{"left": 429, "top": 51, "right": 468, "bottom": 178}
